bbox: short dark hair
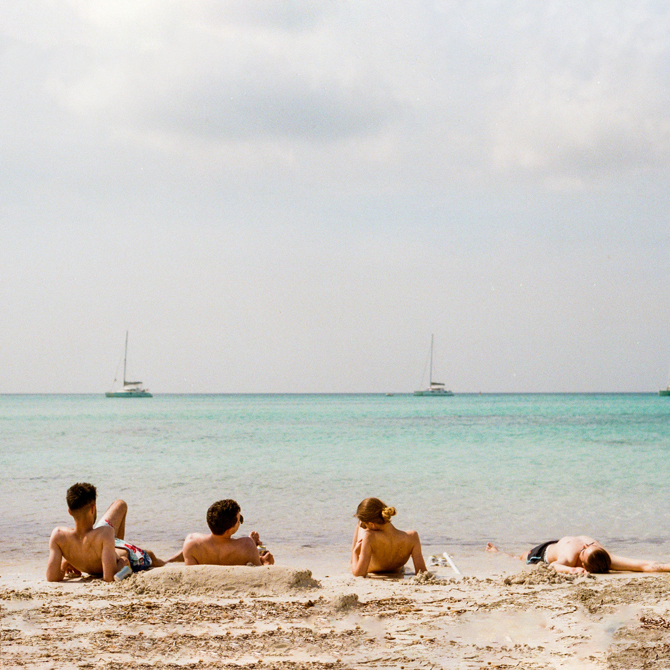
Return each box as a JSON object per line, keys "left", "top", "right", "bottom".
{"left": 66, "top": 482, "right": 97, "bottom": 511}
{"left": 206, "top": 499, "right": 241, "bottom": 535}
{"left": 584, "top": 547, "right": 611, "bottom": 573}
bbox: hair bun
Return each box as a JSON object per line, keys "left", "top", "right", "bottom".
{"left": 381, "top": 506, "right": 396, "bottom": 521}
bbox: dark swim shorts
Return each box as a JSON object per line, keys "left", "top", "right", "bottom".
{"left": 526, "top": 540, "right": 559, "bottom": 564}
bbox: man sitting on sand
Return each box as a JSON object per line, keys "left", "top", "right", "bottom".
{"left": 47, "top": 482, "right": 175, "bottom": 582}
{"left": 486, "top": 536, "right": 670, "bottom": 574}
{"left": 351, "top": 497, "right": 427, "bottom": 578}
{"left": 182, "top": 499, "right": 274, "bottom": 566}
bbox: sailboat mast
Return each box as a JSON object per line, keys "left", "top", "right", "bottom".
{"left": 429, "top": 333, "right": 434, "bottom": 386}
{"left": 123, "top": 331, "right": 129, "bottom": 386}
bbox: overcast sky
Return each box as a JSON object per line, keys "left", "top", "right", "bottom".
{"left": 2, "top": 1, "right": 669, "bottom": 393}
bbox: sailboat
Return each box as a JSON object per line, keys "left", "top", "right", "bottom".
{"left": 414, "top": 334, "right": 454, "bottom": 396}
{"left": 105, "top": 331, "right": 153, "bottom": 398}
{"left": 660, "top": 374, "right": 670, "bottom": 396}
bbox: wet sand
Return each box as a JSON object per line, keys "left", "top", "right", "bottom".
{"left": 2, "top": 556, "right": 670, "bottom": 669}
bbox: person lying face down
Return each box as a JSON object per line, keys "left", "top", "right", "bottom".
{"left": 350, "top": 497, "right": 427, "bottom": 578}
{"left": 486, "top": 535, "right": 670, "bottom": 575}
{"left": 46, "top": 482, "right": 176, "bottom": 582}
{"left": 182, "top": 499, "right": 274, "bottom": 566}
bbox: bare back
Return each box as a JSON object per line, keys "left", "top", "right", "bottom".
{"left": 351, "top": 523, "right": 427, "bottom": 576}
{"left": 182, "top": 533, "right": 262, "bottom": 566}
{"left": 48, "top": 524, "right": 118, "bottom": 579}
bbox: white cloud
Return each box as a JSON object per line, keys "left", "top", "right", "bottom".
{"left": 2, "top": 0, "right": 670, "bottom": 391}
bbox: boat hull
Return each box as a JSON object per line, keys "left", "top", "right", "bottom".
{"left": 414, "top": 389, "right": 454, "bottom": 396}
{"left": 105, "top": 391, "right": 153, "bottom": 398}
{"left": 659, "top": 389, "right": 670, "bottom": 396}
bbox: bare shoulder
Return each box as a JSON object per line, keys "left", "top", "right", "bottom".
{"left": 182, "top": 533, "right": 211, "bottom": 564}
{"left": 50, "top": 526, "right": 79, "bottom": 545}
{"left": 402, "top": 529, "right": 421, "bottom": 544}
{"left": 50, "top": 526, "right": 68, "bottom": 541}
{"left": 234, "top": 535, "right": 258, "bottom": 551}
{"left": 183, "top": 532, "right": 209, "bottom": 549}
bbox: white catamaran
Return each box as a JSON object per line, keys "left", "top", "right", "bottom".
{"left": 106, "top": 331, "right": 153, "bottom": 398}
{"left": 414, "top": 334, "right": 454, "bottom": 396}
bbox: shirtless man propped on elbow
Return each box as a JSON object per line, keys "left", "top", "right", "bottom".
{"left": 47, "top": 482, "right": 175, "bottom": 582}
{"left": 182, "top": 499, "right": 274, "bottom": 566}
{"left": 486, "top": 535, "right": 670, "bottom": 574}
{"left": 351, "top": 497, "right": 427, "bottom": 578}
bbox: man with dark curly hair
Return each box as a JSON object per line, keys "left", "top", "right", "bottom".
{"left": 182, "top": 499, "right": 274, "bottom": 566}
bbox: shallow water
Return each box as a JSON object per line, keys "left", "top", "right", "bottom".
{"left": 3, "top": 393, "right": 670, "bottom": 566}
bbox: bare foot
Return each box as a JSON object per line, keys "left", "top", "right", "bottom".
{"left": 147, "top": 551, "right": 166, "bottom": 567}
{"left": 485, "top": 542, "right": 499, "bottom": 553}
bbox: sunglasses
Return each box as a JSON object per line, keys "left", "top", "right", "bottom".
{"left": 239, "top": 514, "right": 244, "bottom": 525}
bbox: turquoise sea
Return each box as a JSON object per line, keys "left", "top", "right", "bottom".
{"left": 3, "top": 393, "right": 670, "bottom": 569}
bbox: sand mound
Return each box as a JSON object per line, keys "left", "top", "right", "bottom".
{"left": 402, "top": 571, "right": 441, "bottom": 585}
{"left": 502, "top": 562, "right": 590, "bottom": 586}
{"left": 572, "top": 576, "right": 670, "bottom": 613}
{"left": 330, "top": 593, "right": 359, "bottom": 611}
{"left": 121, "top": 564, "right": 320, "bottom": 597}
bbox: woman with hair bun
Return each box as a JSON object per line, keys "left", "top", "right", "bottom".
{"left": 351, "top": 497, "right": 427, "bottom": 577}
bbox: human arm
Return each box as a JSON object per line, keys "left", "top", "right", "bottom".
{"left": 182, "top": 535, "right": 200, "bottom": 566}
{"left": 62, "top": 560, "right": 82, "bottom": 578}
{"left": 351, "top": 529, "right": 373, "bottom": 577}
{"left": 609, "top": 554, "right": 670, "bottom": 572}
{"left": 100, "top": 528, "right": 120, "bottom": 582}
{"left": 549, "top": 544, "right": 588, "bottom": 575}
{"left": 351, "top": 523, "right": 360, "bottom": 554}
{"left": 46, "top": 530, "right": 66, "bottom": 582}
{"left": 241, "top": 537, "right": 264, "bottom": 566}
{"left": 259, "top": 550, "right": 274, "bottom": 565}
{"left": 247, "top": 531, "right": 274, "bottom": 564}
{"left": 548, "top": 561, "right": 587, "bottom": 575}
{"left": 409, "top": 531, "right": 427, "bottom": 574}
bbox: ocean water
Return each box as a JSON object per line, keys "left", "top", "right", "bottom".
{"left": 3, "top": 393, "right": 670, "bottom": 569}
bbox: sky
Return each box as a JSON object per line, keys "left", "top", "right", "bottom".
{"left": 1, "top": 0, "right": 670, "bottom": 393}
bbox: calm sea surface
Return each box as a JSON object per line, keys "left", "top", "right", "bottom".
{"left": 3, "top": 393, "right": 670, "bottom": 566}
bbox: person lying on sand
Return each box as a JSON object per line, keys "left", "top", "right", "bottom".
{"left": 351, "top": 497, "right": 427, "bottom": 577}
{"left": 486, "top": 536, "right": 670, "bottom": 574}
{"left": 182, "top": 499, "right": 274, "bottom": 566}
{"left": 47, "top": 482, "right": 177, "bottom": 582}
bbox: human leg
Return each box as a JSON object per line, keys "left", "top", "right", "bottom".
{"left": 485, "top": 543, "right": 526, "bottom": 560}
{"left": 100, "top": 500, "right": 128, "bottom": 539}
{"left": 146, "top": 550, "right": 165, "bottom": 567}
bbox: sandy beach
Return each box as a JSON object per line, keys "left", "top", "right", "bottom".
{"left": 3, "top": 554, "right": 670, "bottom": 670}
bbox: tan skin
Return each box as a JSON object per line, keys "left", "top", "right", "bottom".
{"left": 486, "top": 536, "right": 670, "bottom": 574}
{"left": 46, "top": 499, "right": 175, "bottom": 583}
{"left": 351, "top": 519, "right": 427, "bottom": 577}
{"left": 182, "top": 512, "right": 274, "bottom": 566}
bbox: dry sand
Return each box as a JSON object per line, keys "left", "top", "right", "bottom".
{"left": 2, "top": 559, "right": 670, "bottom": 669}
